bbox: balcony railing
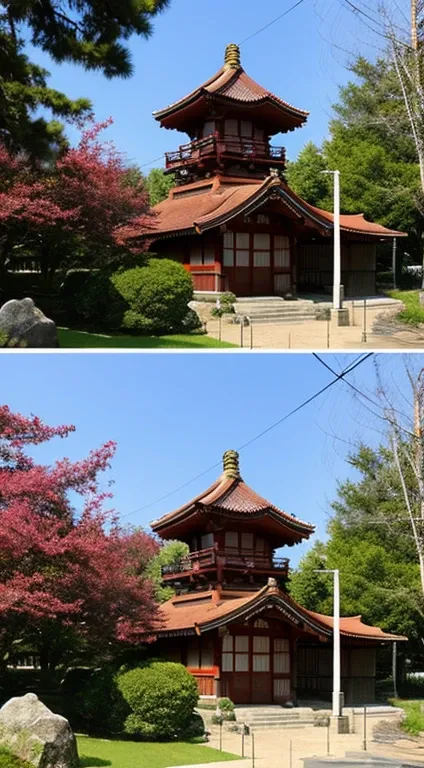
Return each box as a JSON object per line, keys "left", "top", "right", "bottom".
{"left": 161, "top": 545, "right": 289, "bottom": 577}
{"left": 165, "top": 133, "right": 286, "bottom": 171}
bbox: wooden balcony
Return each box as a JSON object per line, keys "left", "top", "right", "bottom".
{"left": 165, "top": 133, "right": 286, "bottom": 171}
{"left": 161, "top": 546, "right": 289, "bottom": 579}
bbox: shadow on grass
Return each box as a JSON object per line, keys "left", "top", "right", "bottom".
{"left": 79, "top": 757, "right": 112, "bottom": 767}
{"left": 57, "top": 328, "right": 235, "bottom": 349}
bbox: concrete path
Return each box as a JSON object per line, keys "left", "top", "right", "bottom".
{"left": 167, "top": 713, "right": 424, "bottom": 768}
{"left": 207, "top": 318, "right": 424, "bottom": 350}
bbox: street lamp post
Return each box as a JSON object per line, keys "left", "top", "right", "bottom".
{"left": 322, "top": 170, "right": 341, "bottom": 311}
{"left": 314, "top": 568, "right": 342, "bottom": 717}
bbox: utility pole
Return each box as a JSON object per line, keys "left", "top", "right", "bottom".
{"left": 412, "top": 0, "right": 418, "bottom": 51}
{"left": 314, "top": 568, "right": 342, "bottom": 717}
{"left": 392, "top": 238, "right": 397, "bottom": 290}
{"left": 322, "top": 170, "right": 341, "bottom": 310}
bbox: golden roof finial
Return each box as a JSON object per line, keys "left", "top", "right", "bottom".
{"left": 223, "top": 449, "right": 240, "bottom": 479}
{"left": 224, "top": 43, "right": 241, "bottom": 70}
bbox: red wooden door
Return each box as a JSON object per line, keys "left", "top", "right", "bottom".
{"left": 252, "top": 635, "right": 272, "bottom": 702}
{"left": 252, "top": 233, "right": 272, "bottom": 295}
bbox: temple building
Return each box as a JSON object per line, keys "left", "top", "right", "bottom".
{"left": 150, "top": 450, "right": 406, "bottom": 706}
{"left": 128, "top": 44, "right": 405, "bottom": 298}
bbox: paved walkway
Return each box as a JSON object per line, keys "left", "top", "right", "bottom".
{"left": 168, "top": 714, "right": 424, "bottom": 768}
{"left": 207, "top": 318, "right": 424, "bottom": 350}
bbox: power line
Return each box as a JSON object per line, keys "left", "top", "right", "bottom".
{"left": 120, "top": 353, "right": 373, "bottom": 522}
{"left": 239, "top": 0, "right": 308, "bottom": 45}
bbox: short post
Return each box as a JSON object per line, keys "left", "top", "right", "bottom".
{"left": 289, "top": 738, "right": 292, "bottom": 768}
{"left": 327, "top": 719, "right": 330, "bottom": 755}
{"left": 220, "top": 719, "right": 223, "bottom": 751}
{"left": 288, "top": 332, "right": 291, "bottom": 349}
{"left": 250, "top": 319, "right": 253, "bottom": 350}
{"left": 242, "top": 727, "right": 245, "bottom": 758}
{"left": 327, "top": 317, "right": 330, "bottom": 349}
{"left": 218, "top": 314, "right": 222, "bottom": 342}
{"left": 252, "top": 731, "right": 255, "bottom": 768}
{"left": 240, "top": 317, "right": 244, "bottom": 348}
{"left": 363, "top": 706, "right": 367, "bottom": 751}
{"left": 361, "top": 298, "right": 367, "bottom": 343}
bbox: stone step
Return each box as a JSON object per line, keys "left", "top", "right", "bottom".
{"left": 249, "top": 719, "right": 316, "bottom": 730}
{"left": 243, "top": 315, "right": 315, "bottom": 325}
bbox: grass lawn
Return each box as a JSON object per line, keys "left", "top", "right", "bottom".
{"left": 57, "top": 328, "right": 236, "bottom": 349}
{"left": 388, "top": 290, "right": 424, "bottom": 326}
{"left": 392, "top": 699, "right": 424, "bottom": 736}
{"left": 76, "top": 735, "right": 239, "bottom": 768}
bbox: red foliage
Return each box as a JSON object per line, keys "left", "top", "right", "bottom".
{"left": 0, "top": 120, "right": 153, "bottom": 269}
{"left": 0, "top": 405, "right": 159, "bottom": 656}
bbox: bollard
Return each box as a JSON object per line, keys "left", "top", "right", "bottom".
{"left": 240, "top": 317, "right": 244, "bottom": 348}
{"left": 361, "top": 298, "right": 367, "bottom": 343}
{"left": 250, "top": 319, "right": 253, "bottom": 350}
{"left": 327, "top": 720, "right": 330, "bottom": 755}
{"left": 242, "top": 726, "right": 245, "bottom": 758}
{"left": 220, "top": 719, "right": 223, "bottom": 751}
{"left": 218, "top": 315, "right": 222, "bottom": 342}
{"left": 288, "top": 332, "right": 291, "bottom": 349}
{"left": 327, "top": 317, "right": 330, "bottom": 349}
{"left": 289, "top": 738, "right": 292, "bottom": 768}
{"left": 252, "top": 730, "right": 255, "bottom": 768}
{"left": 363, "top": 706, "right": 367, "bottom": 751}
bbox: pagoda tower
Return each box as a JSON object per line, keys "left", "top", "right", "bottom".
{"left": 150, "top": 451, "right": 406, "bottom": 706}
{"left": 123, "top": 45, "right": 404, "bottom": 298}
{"left": 154, "top": 43, "right": 308, "bottom": 186}
{"left": 152, "top": 449, "right": 313, "bottom": 596}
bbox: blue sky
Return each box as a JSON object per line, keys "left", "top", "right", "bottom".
{"left": 24, "top": 0, "right": 373, "bottom": 169}
{"left": 0, "top": 352, "right": 415, "bottom": 567}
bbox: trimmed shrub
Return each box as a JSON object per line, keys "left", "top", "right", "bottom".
{"left": 74, "top": 259, "right": 194, "bottom": 335}
{"left": 112, "top": 260, "right": 193, "bottom": 334}
{"left": 218, "top": 697, "right": 234, "bottom": 712}
{"left": 116, "top": 660, "right": 202, "bottom": 741}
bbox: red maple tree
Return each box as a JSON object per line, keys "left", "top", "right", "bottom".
{"left": 0, "top": 405, "right": 159, "bottom": 670}
{"left": 0, "top": 120, "right": 152, "bottom": 282}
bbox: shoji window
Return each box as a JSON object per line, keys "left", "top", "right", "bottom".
{"left": 253, "top": 233, "right": 270, "bottom": 267}
{"left": 222, "top": 635, "right": 234, "bottom": 672}
{"left": 241, "top": 532, "right": 254, "bottom": 552}
{"left": 190, "top": 242, "right": 215, "bottom": 265}
{"left": 223, "top": 232, "right": 234, "bottom": 267}
{"left": 223, "top": 232, "right": 250, "bottom": 267}
{"left": 274, "top": 235, "right": 290, "bottom": 268}
{"left": 235, "top": 232, "right": 249, "bottom": 267}
{"left": 202, "top": 120, "right": 215, "bottom": 137}
{"left": 273, "top": 638, "right": 290, "bottom": 674}
{"left": 235, "top": 636, "right": 249, "bottom": 671}
{"left": 225, "top": 531, "right": 239, "bottom": 549}
{"left": 253, "top": 635, "right": 270, "bottom": 672}
{"left": 201, "top": 533, "right": 214, "bottom": 549}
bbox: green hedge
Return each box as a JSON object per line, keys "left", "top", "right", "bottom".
{"left": 74, "top": 259, "right": 198, "bottom": 335}
{"left": 116, "top": 660, "right": 202, "bottom": 741}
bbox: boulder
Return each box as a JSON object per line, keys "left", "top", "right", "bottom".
{"left": 0, "top": 693, "right": 78, "bottom": 768}
{"left": 0, "top": 298, "right": 58, "bottom": 348}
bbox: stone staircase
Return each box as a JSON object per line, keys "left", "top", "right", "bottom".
{"left": 235, "top": 705, "right": 317, "bottom": 730}
{"left": 234, "top": 297, "right": 319, "bottom": 325}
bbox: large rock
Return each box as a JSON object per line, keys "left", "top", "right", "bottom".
{"left": 0, "top": 693, "right": 78, "bottom": 768}
{"left": 0, "top": 298, "right": 58, "bottom": 348}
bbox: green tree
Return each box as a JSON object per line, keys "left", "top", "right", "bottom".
{"left": 146, "top": 540, "right": 189, "bottom": 602}
{"left": 290, "top": 442, "right": 424, "bottom": 659}
{"left": 0, "top": 23, "right": 91, "bottom": 160}
{"left": 287, "top": 55, "right": 423, "bottom": 261}
{"left": 145, "top": 168, "right": 175, "bottom": 206}
{"left": 286, "top": 142, "right": 331, "bottom": 208}
{"left": 4, "top": 0, "right": 170, "bottom": 78}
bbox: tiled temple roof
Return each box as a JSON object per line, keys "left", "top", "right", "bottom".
{"left": 121, "top": 176, "right": 406, "bottom": 243}
{"left": 151, "top": 450, "right": 314, "bottom": 541}
{"left": 157, "top": 581, "right": 408, "bottom": 642}
{"left": 153, "top": 44, "right": 308, "bottom": 133}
